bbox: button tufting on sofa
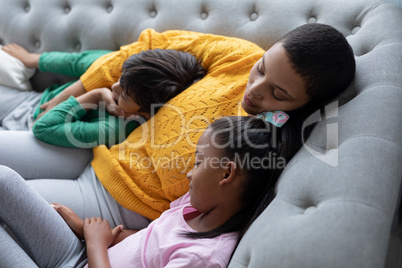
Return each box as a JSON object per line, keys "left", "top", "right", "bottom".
{"left": 250, "top": 12, "right": 258, "bottom": 21}
{"left": 150, "top": 10, "right": 157, "bottom": 18}
{"left": 304, "top": 206, "right": 317, "bottom": 215}
{"left": 34, "top": 40, "right": 40, "bottom": 48}
{"left": 106, "top": 4, "right": 113, "bottom": 13}
{"left": 200, "top": 12, "right": 208, "bottom": 19}
{"left": 74, "top": 42, "right": 81, "bottom": 51}
{"left": 24, "top": 4, "right": 30, "bottom": 12}
{"left": 307, "top": 17, "right": 317, "bottom": 23}
{"left": 64, "top": 6, "right": 70, "bottom": 14}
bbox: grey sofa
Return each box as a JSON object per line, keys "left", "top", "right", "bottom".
{"left": 1, "top": 0, "right": 402, "bottom": 267}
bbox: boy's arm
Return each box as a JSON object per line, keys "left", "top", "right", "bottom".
{"left": 37, "top": 80, "right": 86, "bottom": 120}
{"left": 32, "top": 96, "right": 99, "bottom": 148}
{"left": 32, "top": 93, "right": 139, "bottom": 148}
{"left": 76, "top": 87, "right": 126, "bottom": 117}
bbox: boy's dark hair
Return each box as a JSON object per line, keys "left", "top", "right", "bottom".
{"left": 280, "top": 23, "right": 356, "bottom": 109}
{"left": 184, "top": 116, "right": 294, "bottom": 240}
{"left": 119, "top": 49, "right": 206, "bottom": 114}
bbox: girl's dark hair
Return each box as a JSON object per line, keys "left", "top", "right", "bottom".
{"left": 184, "top": 115, "right": 300, "bottom": 240}
{"left": 279, "top": 23, "right": 356, "bottom": 109}
{"left": 119, "top": 49, "right": 206, "bottom": 114}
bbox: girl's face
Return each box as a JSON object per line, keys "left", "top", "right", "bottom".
{"left": 242, "top": 43, "right": 310, "bottom": 115}
{"left": 111, "top": 79, "right": 150, "bottom": 119}
{"left": 186, "top": 130, "right": 226, "bottom": 213}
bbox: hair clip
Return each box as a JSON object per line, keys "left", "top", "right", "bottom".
{"left": 256, "top": 111, "right": 289, "bottom": 128}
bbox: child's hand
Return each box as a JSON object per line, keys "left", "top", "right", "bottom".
{"left": 51, "top": 203, "right": 84, "bottom": 239}
{"left": 77, "top": 87, "right": 127, "bottom": 117}
{"left": 37, "top": 97, "right": 63, "bottom": 120}
{"left": 83, "top": 217, "right": 123, "bottom": 248}
{"left": 96, "top": 88, "right": 127, "bottom": 118}
{"left": 36, "top": 80, "right": 87, "bottom": 120}
{"left": 76, "top": 88, "right": 108, "bottom": 110}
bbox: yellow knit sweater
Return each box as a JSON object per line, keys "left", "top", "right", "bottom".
{"left": 80, "top": 29, "right": 264, "bottom": 220}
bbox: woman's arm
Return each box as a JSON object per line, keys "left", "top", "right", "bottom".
{"left": 84, "top": 217, "right": 123, "bottom": 268}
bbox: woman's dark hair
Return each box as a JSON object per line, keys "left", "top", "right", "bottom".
{"left": 279, "top": 23, "right": 356, "bottom": 109}
{"left": 119, "top": 49, "right": 206, "bottom": 114}
{"left": 184, "top": 116, "right": 299, "bottom": 240}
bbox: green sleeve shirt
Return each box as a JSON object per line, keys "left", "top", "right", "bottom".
{"left": 32, "top": 96, "right": 140, "bottom": 148}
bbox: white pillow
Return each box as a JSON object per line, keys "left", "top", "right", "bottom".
{"left": 0, "top": 45, "right": 36, "bottom": 91}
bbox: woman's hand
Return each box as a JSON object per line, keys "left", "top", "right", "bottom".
{"left": 51, "top": 203, "right": 85, "bottom": 239}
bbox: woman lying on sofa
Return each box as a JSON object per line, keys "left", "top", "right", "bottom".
{"left": 0, "top": 23, "right": 355, "bottom": 254}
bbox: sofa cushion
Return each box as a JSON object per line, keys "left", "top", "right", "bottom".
{"left": 0, "top": 45, "right": 35, "bottom": 91}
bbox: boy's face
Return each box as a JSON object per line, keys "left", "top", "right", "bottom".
{"left": 242, "top": 43, "right": 310, "bottom": 115}
{"left": 111, "top": 79, "right": 150, "bottom": 119}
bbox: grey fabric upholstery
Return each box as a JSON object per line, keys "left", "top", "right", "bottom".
{"left": 387, "top": 0, "right": 402, "bottom": 7}
{"left": 0, "top": 0, "right": 401, "bottom": 267}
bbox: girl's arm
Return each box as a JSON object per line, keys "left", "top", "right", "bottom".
{"left": 52, "top": 203, "right": 138, "bottom": 246}
{"left": 51, "top": 203, "right": 85, "bottom": 239}
{"left": 84, "top": 217, "right": 123, "bottom": 268}
{"left": 110, "top": 229, "right": 138, "bottom": 246}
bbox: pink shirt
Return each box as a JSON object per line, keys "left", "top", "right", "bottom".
{"left": 85, "top": 192, "right": 238, "bottom": 267}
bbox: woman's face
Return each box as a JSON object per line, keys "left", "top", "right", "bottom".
{"left": 242, "top": 43, "right": 310, "bottom": 115}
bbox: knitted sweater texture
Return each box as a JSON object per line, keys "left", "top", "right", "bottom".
{"left": 80, "top": 29, "right": 264, "bottom": 220}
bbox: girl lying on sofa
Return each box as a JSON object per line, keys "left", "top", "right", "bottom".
{"left": 0, "top": 116, "right": 288, "bottom": 268}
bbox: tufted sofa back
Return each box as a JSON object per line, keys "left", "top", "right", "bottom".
{"left": 1, "top": 0, "right": 402, "bottom": 267}
{"left": 0, "top": 0, "right": 399, "bottom": 92}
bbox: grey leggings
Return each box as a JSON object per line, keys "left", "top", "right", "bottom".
{"left": 0, "top": 130, "right": 151, "bottom": 229}
{"left": 0, "top": 165, "right": 87, "bottom": 268}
